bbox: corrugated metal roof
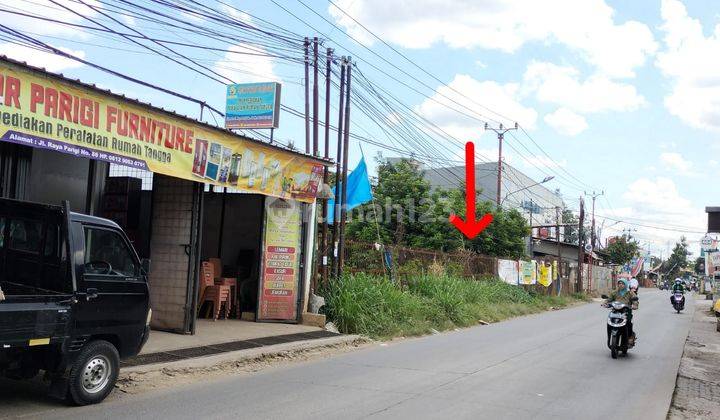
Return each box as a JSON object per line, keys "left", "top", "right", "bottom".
{"left": 0, "top": 55, "right": 332, "bottom": 165}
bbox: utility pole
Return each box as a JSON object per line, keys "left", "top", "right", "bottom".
{"left": 484, "top": 122, "right": 518, "bottom": 206}
{"left": 337, "top": 58, "right": 352, "bottom": 280}
{"left": 304, "top": 37, "right": 310, "bottom": 154}
{"left": 310, "top": 37, "right": 320, "bottom": 291}
{"left": 320, "top": 47, "right": 332, "bottom": 287}
{"left": 585, "top": 190, "right": 604, "bottom": 291}
{"left": 312, "top": 37, "right": 319, "bottom": 157}
{"left": 527, "top": 199, "right": 534, "bottom": 256}
{"left": 577, "top": 197, "right": 585, "bottom": 293}
{"left": 556, "top": 206, "right": 562, "bottom": 295}
{"left": 331, "top": 58, "right": 346, "bottom": 280}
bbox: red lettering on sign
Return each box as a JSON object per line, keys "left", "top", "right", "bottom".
{"left": 58, "top": 91, "right": 72, "bottom": 122}
{"left": 267, "top": 246, "right": 295, "bottom": 253}
{"left": 44, "top": 87, "right": 58, "bottom": 118}
{"left": 29, "top": 83, "right": 44, "bottom": 112}
{"left": 4, "top": 76, "right": 21, "bottom": 109}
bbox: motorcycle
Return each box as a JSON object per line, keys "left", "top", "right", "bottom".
{"left": 601, "top": 295, "right": 635, "bottom": 359}
{"left": 671, "top": 292, "right": 685, "bottom": 313}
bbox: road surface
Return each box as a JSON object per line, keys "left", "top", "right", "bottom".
{"left": 1, "top": 289, "right": 693, "bottom": 419}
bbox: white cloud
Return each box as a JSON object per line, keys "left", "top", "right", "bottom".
{"left": 0, "top": 0, "right": 99, "bottom": 36}
{"left": 220, "top": 4, "right": 253, "bottom": 23}
{"left": 659, "top": 152, "right": 696, "bottom": 176}
{"left": 524, "top": 62, "right": 646, "bottom": 113}
{"left": 520, "top": 155, "right": 567, "bottom": 169}
{"left": 623, "top": 177, "right": 692, "bottom": 217}
{"left": 544, "top": 108, "right": 588, "bottom": 136}
{"left": 0, "top": 43, "right": 85, "bottom": 72}
{"left": 329, "top": 0, "right": 656, "bottom": 78}
{"left": 710, "top": 159, "right": 719, "bottom": 166}
{"left": 213, "top": 44, "right": 280, "bottom": 84}
{"left": 657, "top": 0, "right": 720, "bottom": 131}
{"left": 474, "top": 60, "right": 487, "bottom": 69}
{"left": 597, "top": 177, "right": 706, "bottom": 251}
{"left": 416, "top": 74, "right": 537, "bottom": 143}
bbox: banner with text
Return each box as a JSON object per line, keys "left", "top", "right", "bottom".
{"left": 0, "top": 60, "right": 322, "bottom": 202}
{"left": 497, "top": 259, "right": 519, "bottom": 285}
{"left": 258, "top": 198, "right": 302, "bottom": 322}
{"left": 519, "top": 260, "right": 537, "bottom": 285}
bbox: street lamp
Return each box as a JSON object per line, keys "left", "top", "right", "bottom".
{"left": 501, "top": 176, "right": 555, "bottom": 205}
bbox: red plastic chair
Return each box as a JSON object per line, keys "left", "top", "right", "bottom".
{"left": 198, "top": 262, "right": 231, "bottom": 320}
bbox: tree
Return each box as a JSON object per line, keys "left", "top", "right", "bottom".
{"left": 694, "top": 256, "right": 705, "bottom": 275}
{"left": 345, "top": 157, "right": 530, "bottom": 258}
{"left": 665, "top": 236, "right": 690, "bottom": 279}
{"left": 562, "top": 209, "right": 586, "bottom": 245}
{"left": 604, "top": 235, "right": 640, "bottom": 265}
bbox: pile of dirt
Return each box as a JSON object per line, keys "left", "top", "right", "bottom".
{"left": 115, "top": 337, "right": 370, "bottom": 396}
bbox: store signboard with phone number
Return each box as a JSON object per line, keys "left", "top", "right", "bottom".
{"left": 0, "top": 59, "right": 324, "bottom": 203}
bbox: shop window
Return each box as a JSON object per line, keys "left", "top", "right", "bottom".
{"left": 84, "top": 227, "right": 138, "bottom": 277}
{"left": 8, "top": 219, "right": 42, "bottom": 254}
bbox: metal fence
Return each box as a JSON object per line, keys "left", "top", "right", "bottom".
{"left": 342, "top": 241, "right": 590, "bottom": 295}
{"left": 344, "top": 241, "right": 496, "bottom": 281}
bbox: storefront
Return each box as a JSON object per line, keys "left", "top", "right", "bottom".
{"left": 0, "top": 57, "right": 329, "bottom": 335}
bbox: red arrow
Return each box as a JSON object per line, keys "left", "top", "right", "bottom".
{"left": 449, "top": 141, "right": 494, "bottom": 239}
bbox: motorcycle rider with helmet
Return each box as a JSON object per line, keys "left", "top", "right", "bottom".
{"left": 671, "top": 278, "right": 685, "bottom": 306}
{"left": 605, "top": 278, "right": 638, "bottom": 344}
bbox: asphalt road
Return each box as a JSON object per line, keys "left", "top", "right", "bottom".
{"left": 1, "top": 289, "right": 694, "bottom": 419}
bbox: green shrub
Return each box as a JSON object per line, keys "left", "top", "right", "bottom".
{"left": 322, "top": 273, "right": 584, "bottom": 339}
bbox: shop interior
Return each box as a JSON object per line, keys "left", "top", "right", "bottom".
{"left": 199, "top": 191, "right": 264, "bottom": 321}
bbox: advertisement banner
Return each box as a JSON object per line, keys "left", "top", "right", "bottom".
{"left": 0, "top": 60, "right": 322, "bottom": 202}
{"left": 538, "top": 262, "right": 553, "bottom": 287}
{"left": 225, "top": 82, "right": 281, "bottom": 129}
{"left": 519, "top": 260, "right": 537, "bottom": 285}
{"left": 497, "top": 259, "right": 519, "bottom": 285}
{"left": 706, "top": 252, "right": 720, "bottom": 277}
{"left": 258, "top": 198, "right": 302, "bottom": 322}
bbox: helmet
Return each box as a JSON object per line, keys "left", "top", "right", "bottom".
{"left": 675, "top": 278, "right": 682, "bottom": 284}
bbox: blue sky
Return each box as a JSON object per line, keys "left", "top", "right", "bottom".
{"left": 2, "top": 0, "right": 719, "bottom": 257}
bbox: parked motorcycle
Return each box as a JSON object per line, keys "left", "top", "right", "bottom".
{"left": 601, "top": 295, "right": 635, "bottom": 359}
{"left": 671, "top": 291, "right": 685, "bottom": 313}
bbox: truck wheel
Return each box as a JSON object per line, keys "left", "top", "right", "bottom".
{"left": 66, "top": 340, "right": 119, "bottom": 405}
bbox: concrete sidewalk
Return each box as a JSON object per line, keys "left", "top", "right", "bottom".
{"left": 142, "top": 319, "right": 323, "bottom": 354}
{"left": 668, "top": 297, "right": 720, "bottom": 419}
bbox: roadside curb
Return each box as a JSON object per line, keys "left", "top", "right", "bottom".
{"left": 120, "top": 334, "right": 365, "bottom": 376}
{"left": 668, "top": 297, "right": 720, "bottom": 419}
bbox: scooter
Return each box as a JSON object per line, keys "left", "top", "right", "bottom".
{"left": 671, "top": 291, "right": 685, "bottom": 313}
{"left": 601, "top": 295, "right": 635, "bottom": 359}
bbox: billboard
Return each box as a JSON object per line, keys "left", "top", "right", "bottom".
{"left": 225, "top": 82, "right": 281, "bottom": 129}
{"left": 0, "top": 60, "right": 321, "bottom": 202}
{"left": 258, "top": 198, "right": 302, "bottom": 322}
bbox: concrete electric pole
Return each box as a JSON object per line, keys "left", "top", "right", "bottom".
{"left": 484, "top": 122, "right": 518, "bottom": 206}
{"left": 585, "top": 190, "right": 604, "bottom": 289}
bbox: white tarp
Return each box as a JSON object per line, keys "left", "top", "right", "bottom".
{"left": 497, "top": 259, "right": 519, "bottom": 285}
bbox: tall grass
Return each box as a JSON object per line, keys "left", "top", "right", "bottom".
{"left": 322, "top": 273, "right": 584, "bottom": 339}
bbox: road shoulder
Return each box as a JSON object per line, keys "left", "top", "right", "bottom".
{"left": 668, "top": 297, "right": 720, "bottom": 419}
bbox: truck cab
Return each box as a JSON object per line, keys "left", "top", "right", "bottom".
{"left": 0, "top": 198, "right": 151, "bottom": 405}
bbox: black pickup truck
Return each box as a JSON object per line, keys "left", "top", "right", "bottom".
{"left": 0, "top": 198, "right": 151, "bottom": 405}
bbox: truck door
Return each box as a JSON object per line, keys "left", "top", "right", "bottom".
{"left": 71, "top": 221, "right": 148, "bottom": 353}
{"left": 0, "top": 199, "right": 72, "bottom": 348}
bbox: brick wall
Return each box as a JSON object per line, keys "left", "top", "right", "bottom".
{"left": 148, "top": 175, "right": 195, "bottom": 332}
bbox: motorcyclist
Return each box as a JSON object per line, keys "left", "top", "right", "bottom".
{"left": 605, "top": 278, "right": 638, "bottom": 343}
{"left": 629, "top": 277, "right": 639, "bottom": 293}
{"left": 671, "top": 278, "right": 685, "bottom": 305}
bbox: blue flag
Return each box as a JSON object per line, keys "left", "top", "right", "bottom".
{"left": 327, "top": 157, "right": 373, "bottom": 224}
